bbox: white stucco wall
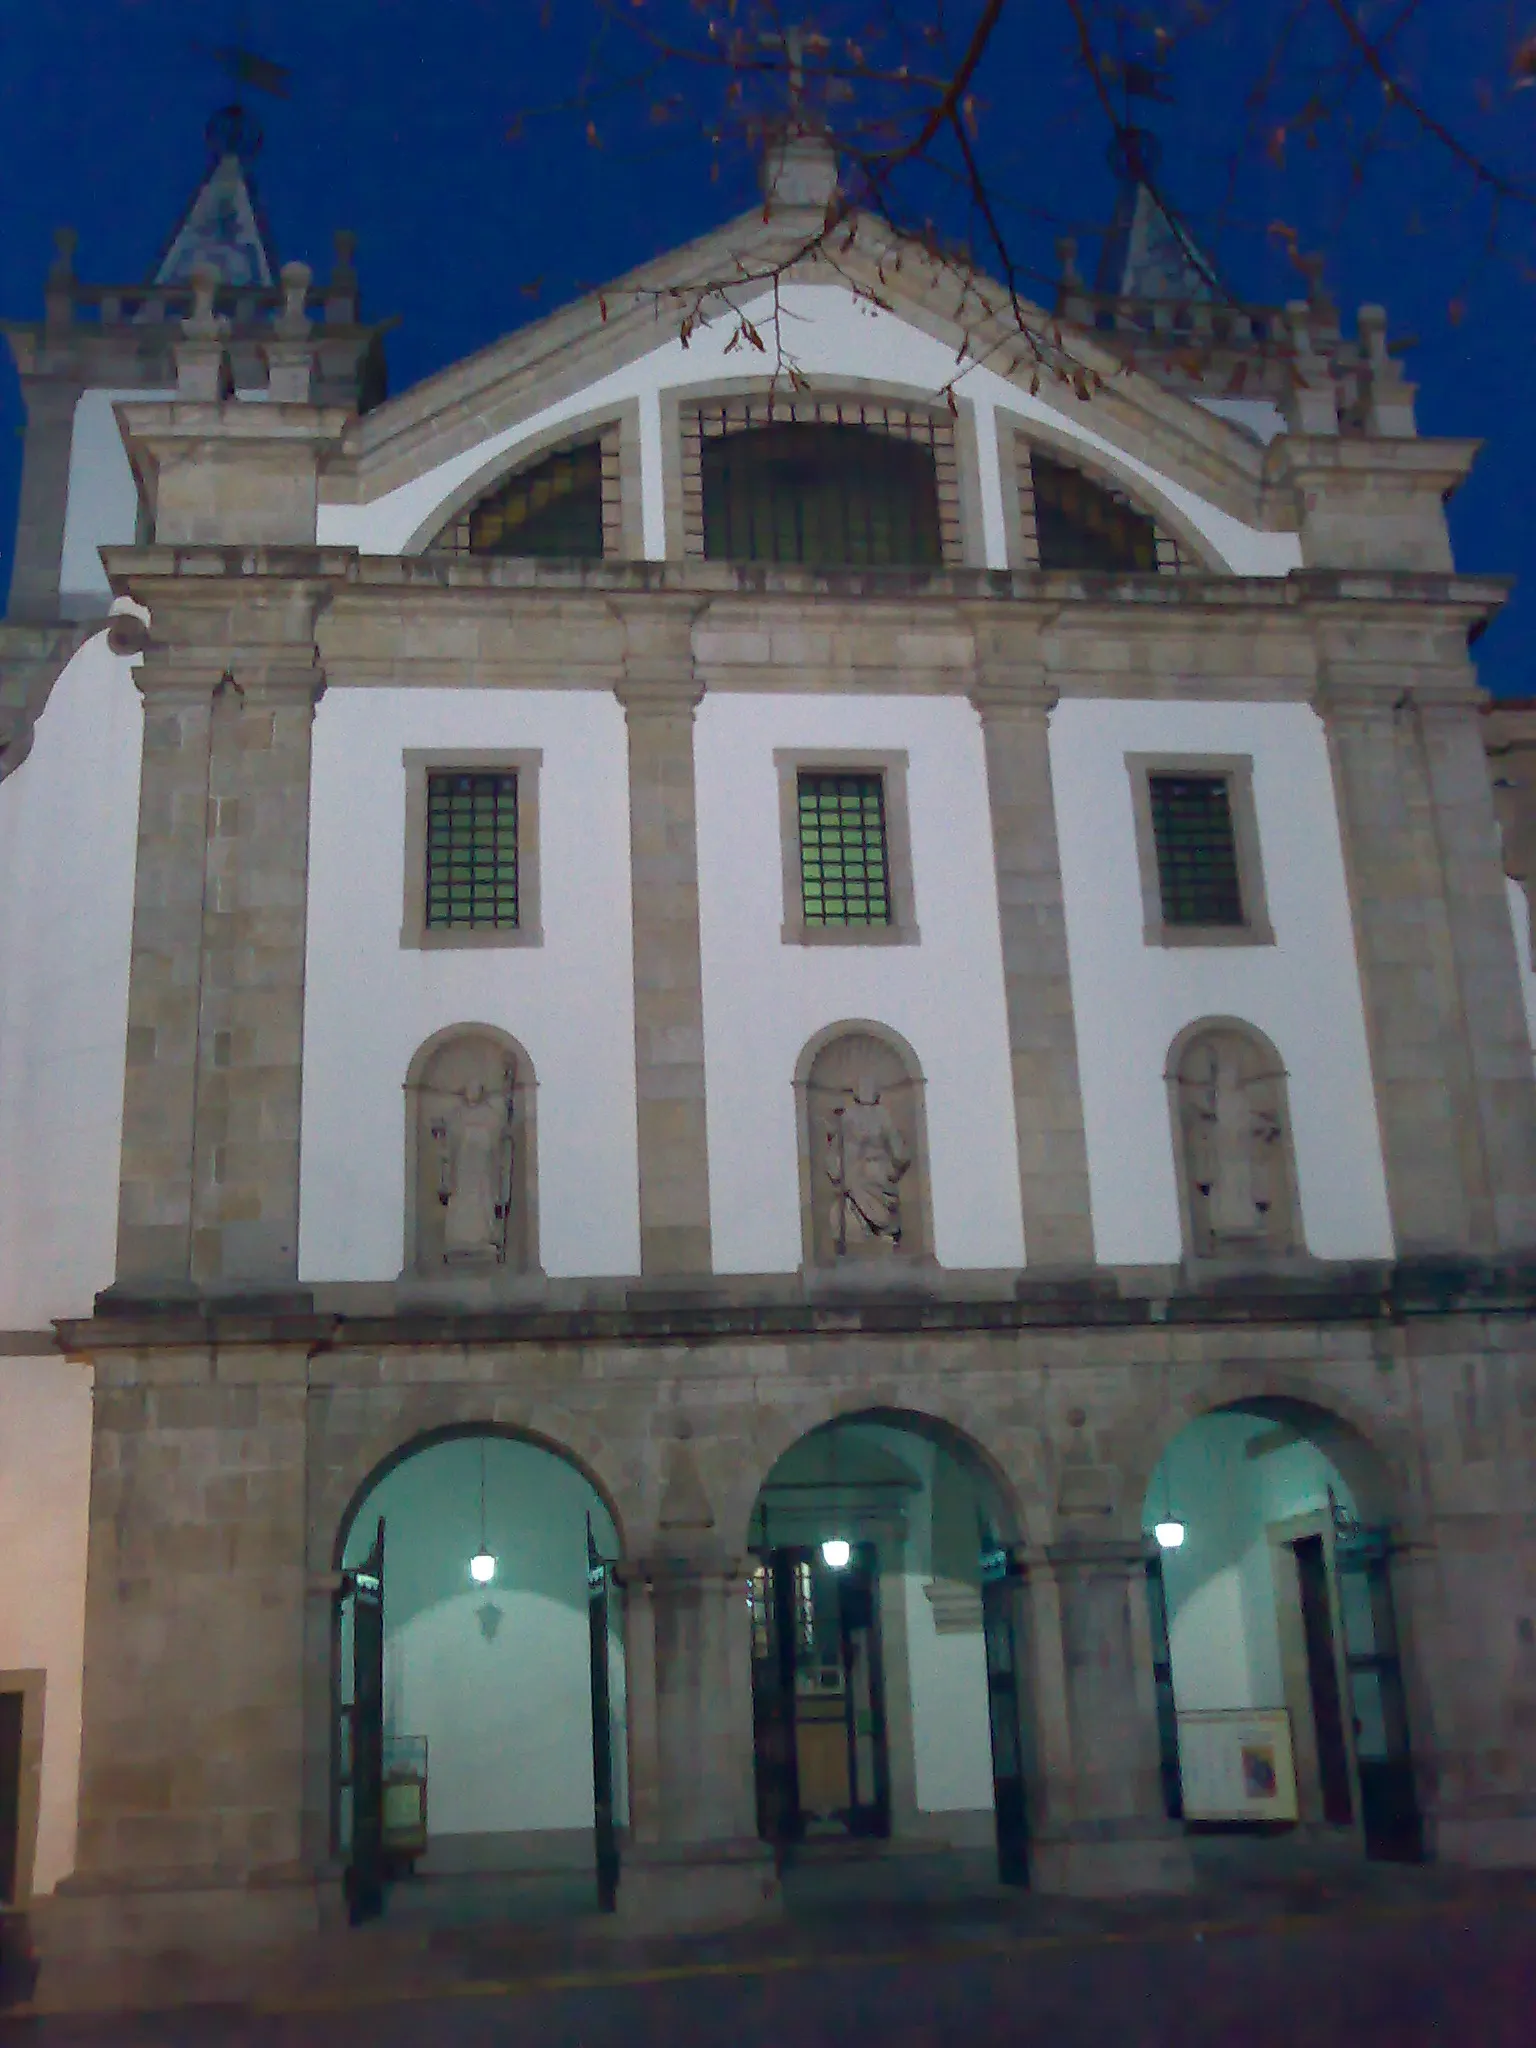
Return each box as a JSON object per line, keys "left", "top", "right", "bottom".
{"left": 694, "top": 692, "right": 1024, "bottom": 1273}
{"left": 900, "top": 1573, "right": 995, "bottom": 1814}
{"left": 300, "top": 687, "right": 640, "bottom": 1281}
{"left": 0, "top": 632, "right": 142, "bottom": 1328}
{"left": 1506, "top": 878, "right": 1536, "bottom": 1066}
{"left": 318, "top": 284, "right": 1300, "bottom": 579}
{"left": 1052, "top": 698, "right": 1393, "bottom": 1265}
{"left": 0, "top": 1357, "right": 92, "bottom": 1896}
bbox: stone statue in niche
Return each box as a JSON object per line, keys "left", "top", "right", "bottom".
{"left": 804, "top": 1031, "right": 925, "bottom": 1266}
{"left": 1174, "top": 1028, "right": 1296, "bottom": 1257}
{"left": 411, "top": 1031, "right": 532, "bottom": 1275}
{"left": 432, "top": 1077, "right": 515, "bottom": 1264}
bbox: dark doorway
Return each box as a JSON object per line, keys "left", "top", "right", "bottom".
{"left": 342, "top": 1517, "right": 387, "bottom": 1924}
{"left": 0, "top": 1692, "right": 22, "bottom": 1905}
{"left": 749, "top": 1544, "right": 890, "bottom": 1848}
{"left": 980, "top": 1547, "right": 1030, "bottom": 1885}
{"left": 587, "top": 1519, "right": 620, "bottom": 1911}
{"left": 1143, "top": 1554, "right": 1185, "bottom": 1822}
{"left": 1293, "top": 1534, "right": 1354, "bottom": 1827}
{"left": 1334, "top": 1529, "right": 1424, "bottom": 1862}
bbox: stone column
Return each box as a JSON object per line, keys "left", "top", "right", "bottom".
{"left": 1318, "top": 662, "right": 1536, "bottom": 1255}
{"left": 616, "top": 1545, "right": 779, "bottom": 1930}
{"left": 966, "top": 611, "right": 1095, "bottom": 1268}
{"left": 112, "top": 585, "right": 326, "bottom": 1298}
{"left": 1025, "top": 1543, "right": 1193, "bottom": 1895}
{"left": 6, "top": 375, "right": 82, "bottom": 620}
{"left": 611, "top": 597, "right": 713, "bottom": 1279}
{"left": 37, "top": 1342, "right": 316, "bottom": 1962}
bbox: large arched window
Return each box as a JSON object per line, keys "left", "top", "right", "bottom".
{"left": 428, "top": 438, "right": 611, "bottom": 559}
{"left": 1015, "top": 437, "right": 1184, "bottom": 574}
{"left": 701, "top": 420, "right": 946, "bottom": 568}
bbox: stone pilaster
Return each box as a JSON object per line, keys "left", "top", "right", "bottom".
{"left": 966, "top": 611, "right": 1095, "bottom": 1269}
{"left": 1318, "top": 652, "right": 1536, "bottom": 1255}
{"left": 617, "top": 1547, "right": 779, "bottom": 1930}
{"left": 611, "top": 597, "right": 713, "bottom": 1279}
{"left": 112, "top": 584, "right": 326, "bottom": 1297}
{"left": 6, "top": 374, "right": 82, "bottom": 621}
{"left": 43, "top": 1343, "right": 316, "bottom": 1960}
{"left": 1025, "top": 1543, "right": 1194, "bottom": 1895}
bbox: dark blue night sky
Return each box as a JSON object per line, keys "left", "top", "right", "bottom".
{"left": 2, "top": 1, "right": 1527, "bottom": 692}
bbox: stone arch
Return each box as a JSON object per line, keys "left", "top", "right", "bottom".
{"left": 794, "top": 1019, "right": 934, "bottom": 1271}
{"left": 1118, "top": 1379, "right": 1412, "bottom": 1545}
{"left": 1164, "top": 1015, "right": 1302, "bottom": 1262}
{"left": 728, "top": 1395, "right": 1028, "bottom": 1557}
{"left": 402, "top": 400, "right": 633, "bottom": 557}
{"left": 999, "top": 407, "right": 1225, "bottom": 572}
{"left": 329, "top": 1414, "right": 631, "bottom": 1575}
{"left": 403, "top": 1023, "right": 540, "bottom": 1279}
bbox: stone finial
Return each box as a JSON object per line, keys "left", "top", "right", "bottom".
{"left": 325, "top": 230, "right": 358, "bottom": 325}
{"left": 175, "top": 261, "right": 232, "bottom": 399}
{"left": 275, "top": 261, "right": 312, "bottom": 338}
{"left": 48, "top": 225, "right": 77, "bottom": 282}
{"left": 183, "top": 262, "right": 227, "bottom": 340}
{"left": 266, "top": 262, "right": 316, "bottom": 402}
{"left": 1357, "top": 302, "right": 1418, "bottom": 438}
{"left": 1282, "top": 297, "right": 1340, "bottom": 436}
{"left": 760, "top": 128, "right": 840, "bottom": 213}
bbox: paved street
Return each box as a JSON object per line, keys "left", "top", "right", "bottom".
{"left": 5, "top": 1894, "right": 1535, "bottom": 2048}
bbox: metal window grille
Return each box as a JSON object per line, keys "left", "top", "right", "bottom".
{"left": 684, "top": 397, "right": 963, "bottom": 565}
{"left": 425, "top": 772, "right": 520, "bottom": 930}
{"left": 428, "top": 429, "right": 621, "bottom": 559}
{"left": 1148, "top": 773, "right": 1244, "bottom": 926}
{"left": 1017, "top": 442, "right": 1182, "bottom": 573}
{"left": 797, "top": 772, "right": 892, "bottom": 926}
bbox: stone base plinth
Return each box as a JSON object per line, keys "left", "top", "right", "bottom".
{"left": 32, "top": 1874, "right": 321, "bottom": 1967}
{"left": 1434, "top": 1813, "right": 1536, "bottom": 1869}
{"left": 611, "top": 1839, "right": 781, "bottom": 1934}
{"left": 1030, "top": 1826, "right": 1196, "bottom": 1897}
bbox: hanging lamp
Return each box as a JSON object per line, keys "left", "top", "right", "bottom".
{"left": 470, "top": 1438, "right": 497, "bottom": 1583}
{"left": 1154, "top": 1446, "right": 1185, "bottom": 1550}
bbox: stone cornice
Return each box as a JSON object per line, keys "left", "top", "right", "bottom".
{"left": 1264, "top": 433, "right": 1483, "bottom": 500}
{"left": 50, "top": 1254, "right": 1536, "bottom": 1360}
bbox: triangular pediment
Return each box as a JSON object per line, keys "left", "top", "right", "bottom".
{"left": 340, "top": 195, "right": 1271, "bottom": 527}
{"left": 155, "top": 151, "right": 274, "bottom": 289}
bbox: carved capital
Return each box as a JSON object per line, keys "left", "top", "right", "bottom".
{"left": 609, "top": 593, "right": 708, "bottom": 715}
{"left": 961, "top": 603, "right": 1058, "bottom": 720}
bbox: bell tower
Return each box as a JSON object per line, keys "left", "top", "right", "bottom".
{"left": 0, "top": 107, "right": 386, "bottom": 775}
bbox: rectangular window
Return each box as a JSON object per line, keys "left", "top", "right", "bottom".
{"left": 797, "top": 772, "right": 892, "bottom": 928}
{"left": 1147, "top": 772, "right": 1245, "bottom": 927}
{"left": 425, "top": 770, "right": 520, "bottom": 931}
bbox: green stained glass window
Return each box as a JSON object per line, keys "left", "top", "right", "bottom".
{"left": 1148, "top": 773, "right": 1244, "bottom": 926}
{"left": 703, "top": 422, "right": 943, "bottom": 567}
{"left": 425, "top": 771, "right": 520, "bottom": 930}
{"left": 797, "top": 772, "right": 892, "bottom": 927}
{"left": 466, "top": 442, "right": 604, "bottom": 558}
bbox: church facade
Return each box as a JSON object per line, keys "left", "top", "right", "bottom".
{"left": 4, "top": 123, "right": 1536, "bottom": 1962}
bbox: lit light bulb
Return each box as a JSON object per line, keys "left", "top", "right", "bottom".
{"left": 470, "top": 1551, "right": 497, "bottom": 1584}
{"left": 1154, "top": 1521, "right": 1186, "bottom": 1550}
{"left": 821, "top": 1538, "right": 852, "bottom": 1570}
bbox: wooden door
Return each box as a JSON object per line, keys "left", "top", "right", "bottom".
{"left": 344, "top": 1518, "right": 386, "bottom": 1924}
{"left": 1143, "top": 1553, "right": 1184, "bottom": 1821}
{"left": 587, "top": 1518, "right": 620, "bottom": 1911}
{"left": 0, "top": 1692, "right": 21, "bottom": 1906}
{"left": 1334, "top": 1528, "right": 1424, "bottom": 1862}
{"left": 1293, "top": 1533, "right": 1354, "bottom": 1826}
{"left": 838, "top": 1544, "right": 889, "bottom": 1837}
{"left": 981, "top": 1546, "right": 1030, "bottom": 1885}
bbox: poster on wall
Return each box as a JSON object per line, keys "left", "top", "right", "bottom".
{"left": 1176, "top": 1708, "right": 1299, "bottom": 1823}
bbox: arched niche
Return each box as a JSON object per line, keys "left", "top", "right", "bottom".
{"left": 1165, "top": 1017, "right": 1302, "bottom": 1263}
{"left": 403, "top": 1025, "right": 540, "bottom": 1279}
{"left": 794, "top": 1021, "right": 934, "bottom": 1272}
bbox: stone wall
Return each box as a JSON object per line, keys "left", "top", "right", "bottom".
{"left": 41, "top": 1273, "right": 1536, "bottom": 1952}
